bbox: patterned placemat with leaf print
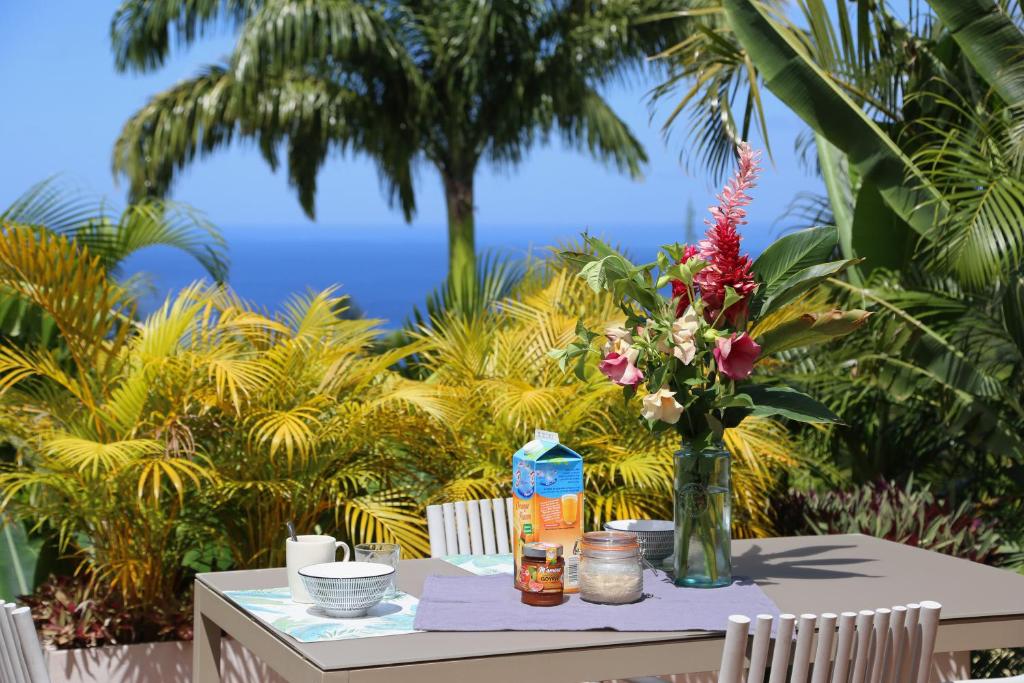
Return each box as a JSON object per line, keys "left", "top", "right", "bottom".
{"left": 440, "top": 553, "right": 514, "bottom": 575}
{"left": 223, "top": 588, "right": 419, "bottom": 643}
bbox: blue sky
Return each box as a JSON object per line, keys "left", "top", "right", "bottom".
{"left": 0, "top": 1, "right": 822, "bottom": 245}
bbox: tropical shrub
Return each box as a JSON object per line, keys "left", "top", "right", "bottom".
{"left": 0, "top": 226, "right": 447, "bottom": 611}
{"left": 773, "top": 479, "right": 1006, "bottom": 565}
{"left": 20, "top": 574, "right": 191, "bottom": 649}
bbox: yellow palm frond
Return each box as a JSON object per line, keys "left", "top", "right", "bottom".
{"left": 0, "top": 224, "right": 134, "bottom": 371}
{"left": 45, "top": 435, "right": 164, "bottom": 477}
{"left": 133, "top": 454, "right": 215, "bottom": 505}
{"left": 337, "top": 492, "right": 432, "bottom": 558}
{"left": 247, "top": 403, "right": 326, "bottom": 468}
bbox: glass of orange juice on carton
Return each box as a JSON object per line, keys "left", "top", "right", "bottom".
{"left": 513, "top": 430, "right": 583, "bottom": 594}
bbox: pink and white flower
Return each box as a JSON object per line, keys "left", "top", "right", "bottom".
{"left": 671, "top": 307, "right": 701, "bottom": 364}
{"left": 713, "top": 332, "right": 761, "bottom": 380}
{"left": 641, "top": 387, "right": 685, "bottom": 424}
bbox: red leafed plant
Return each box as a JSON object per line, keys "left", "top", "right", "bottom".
{"left": 20, "top": 575, "right": 192, "bottom": 650}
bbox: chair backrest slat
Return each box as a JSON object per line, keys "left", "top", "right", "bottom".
{"left": 426, "top": 505, "right": 447, "bottom": 557}
{"left": 427, "top": 498, "right": 515, "bottom": 558}
{"left": 904, "top": 603, "right": 922, "bottom": 683}
{"left": 11, "top": 606, "right": 49, "bottom": 683}
{"left": 746, "top": 614, "right": 774, "bottom": 683}
{"left": 810, "top": 613, "right": 837, "bottom": 683}
{"left": 868, "top": 608, "right": 891, "bottom": 683}
{"left": 790, "top": 613, "right": 817, "bottom": 683}
{"left": 0, "top": 600, "right": 28, "bottom": 683}
{"left": 441, "top": 502, "right": 458, "bottom": 555}
{"left": 478, "top": 499, "right": 497, "bottom": 555}
{"left": 831, "top": 612, "right": 858, "bottom": 683}
{"left": 453, "top": 501, "right": 471, "bottom": 553}
{"left": 491, "top": 498, "right": 510, "bottom": 554}
{"left": 465, "top": 500, "right": 484, "bottom": 555}
{"left": 885, "top": 605, "right": 907, "bottom": 683}
{"left": 718, "top": 602, "right": 940, "bottom": 683}
{"left": 915, "top": 602, "right": 941, "bottom": 683}
{"left": 850, "top": 610, "right": 875, "bottom": 683}
{"left": 768, "top": 614, "right": 796, "bottom": 683}
{"left": 720, "top": 615, "right": 751, "bottom": 683}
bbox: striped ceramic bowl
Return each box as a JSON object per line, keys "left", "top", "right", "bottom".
{"left": 604, "top": 519, "right": 674, "bottom": 563}
{"left": 299, "top": 561, "right": 395, "bottom": 618}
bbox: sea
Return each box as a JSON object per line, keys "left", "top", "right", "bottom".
{"left": 122, "top": 223, "right": 775, "bottom": 329}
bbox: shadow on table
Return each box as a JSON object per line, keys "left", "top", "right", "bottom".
{"left": 734, "top": 543, "right": 880, "bottom": 585}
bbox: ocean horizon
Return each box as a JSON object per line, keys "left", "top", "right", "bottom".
{"left": 123, "top": 223, "right": 778, "bottom": 328}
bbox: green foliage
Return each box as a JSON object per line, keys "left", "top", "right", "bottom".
{"left": 775, "top": 479, "right": 1007, "bottom": 566}
{"left": 656, "top": 0, "right": 1024, "bottom": 563}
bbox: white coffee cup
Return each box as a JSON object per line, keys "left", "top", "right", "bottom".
{"left": 286, "top": 535, "right": 351, "bottom": 603}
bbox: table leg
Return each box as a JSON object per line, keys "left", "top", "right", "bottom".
{"left": 194, "top": 584, "right": 223, "bottom": 682}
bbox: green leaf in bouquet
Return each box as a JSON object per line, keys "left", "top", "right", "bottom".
{"left": 752, "top": 226, "right": 838, "bottom": 300}
{"left": 661, "top": 243, "right": 686, "bottom": 262}
{"left": 757, "top": 309, "right": 872, "bottom": 355}
{"left": 559, "top": 250, "right": 599, "bottom": 272}
{"left": 753, "top": 258, "right": 862, "bottom": 317}
{"left": 722, "top": 285, "right": 743, "bottom": 312}
{"left": 742, "top": 385, "right": 841, "bottom": 423}
{"left": 575, "top": 319, "right": 598, "bottom": 344}
{"left": 547, "top": 347, "right": 568, "bottom": 369}
{"left": 623, "top": 383, "right": 637, "bottom": 403}
{"left": 716, "top": 393, "right": 755, "bottom": 409}
{"left": 573, "top": 352, "right": 590, "bottom": 381}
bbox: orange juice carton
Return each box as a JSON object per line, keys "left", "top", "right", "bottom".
{"left": 513, "top": 430, "right": 583, "bottom": 593}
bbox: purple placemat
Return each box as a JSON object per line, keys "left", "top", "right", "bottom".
{"left": 413, "top": 570, "right": 779, "bottom": 632}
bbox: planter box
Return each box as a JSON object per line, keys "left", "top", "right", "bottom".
{"left": 46, "top": 638, "right": 285, "bottom": 683}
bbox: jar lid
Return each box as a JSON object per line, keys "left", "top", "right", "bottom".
{"left": 523, "top": 542, "right": 563, "bottom": 559}
{"left": 581, "top": 531, "right": 639, "bottom": 552}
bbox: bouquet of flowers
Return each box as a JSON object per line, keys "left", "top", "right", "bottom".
{"left": 552, "top": 142, "right": 870, "bottom": 586}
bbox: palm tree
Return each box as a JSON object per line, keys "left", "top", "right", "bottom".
{"left": 110, "top": 0, "right": 688, "bottom": 297}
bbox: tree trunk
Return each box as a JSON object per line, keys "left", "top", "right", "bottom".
{"left": 442, "top": 172, "right": 476, "bottom": 300}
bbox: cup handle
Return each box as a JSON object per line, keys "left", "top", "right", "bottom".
{"left": 336, "top": 541, "right": 350, "bottom": 562}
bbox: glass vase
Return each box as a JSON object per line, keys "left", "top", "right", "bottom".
{"left": 673, "top": 439, "right": 731, "bottom": 588}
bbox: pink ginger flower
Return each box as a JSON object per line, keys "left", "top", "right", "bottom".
{"left": 695, "top": 142, "right": 761, "bottom": 327}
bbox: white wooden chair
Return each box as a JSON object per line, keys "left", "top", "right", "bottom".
{"left": 0, "top": 602, "right": 50, "bottom": 683}
{"left": 716, "top": 601, "right": 941, "bottom": 683}
{"left": 425, "top": 498, "right": 513, "bottom": 557}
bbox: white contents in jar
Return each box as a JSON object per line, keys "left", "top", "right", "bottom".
{"left": 579, "top": 557, "right": 643, "bottom": 604}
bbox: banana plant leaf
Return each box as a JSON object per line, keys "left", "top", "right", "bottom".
{"left": 0, "top": 520, "right": 41, "bottom": 602}
{"left": 851, "top": 180, "right": 917, "bottom": 274}
{"left": 722, "top": 0, "right": 946, "bottom": 238}
{"left": 756, "top": 308, "right": 872, "bottom": 355}
{"left": 927, "top": 0, "right": 1024, "bottom": 106}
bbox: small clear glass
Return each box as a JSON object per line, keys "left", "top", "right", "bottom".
{"left": 355, "top": 543, "right": 401, "bottom": 598}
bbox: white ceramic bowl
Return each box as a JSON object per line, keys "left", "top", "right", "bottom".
{"left": 298, "top": 561, "right": 395, "bottom": 618}
{"left": 604, "top": 519, "right": 674, "bottom": 562}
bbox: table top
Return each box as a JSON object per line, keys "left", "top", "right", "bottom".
{"left": 197, "top": 534, "right": 1024, "bottom": 672}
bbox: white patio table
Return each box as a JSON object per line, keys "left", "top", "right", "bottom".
{"left": 193, "top": 534, "right": 1024, "bottom": 683}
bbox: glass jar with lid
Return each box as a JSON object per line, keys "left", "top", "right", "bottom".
{"left": 579, "top": 531, "right": 643, "bottom": 604}
{"left": 519, "top": 542, "right": 565, "bottom": 607}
